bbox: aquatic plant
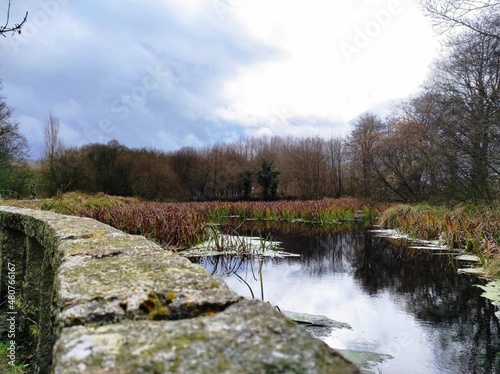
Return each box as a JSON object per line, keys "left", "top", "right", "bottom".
{"left": 380, "top": 204, "right": 500, "bottom": 272}
{"left": 484, "top": 255, "right": 500, "bottom": 278}
{"left": 209, "top": 198, "right": 382, "bottom": 224}
{"left": 80, "top": 202, "right": 213, "bottom": 248}
{"left": 5, "top": 193, "right": 384, "bottom": 250}
{"left": 78, "top": 197, "right": 383, "bottom": 249}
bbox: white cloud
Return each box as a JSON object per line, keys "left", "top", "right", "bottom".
{"left": 1, "top": 0, "right": 440, "bottom": 158}
{"left": 216, "top": 0, "right": 439, "bottom": 130}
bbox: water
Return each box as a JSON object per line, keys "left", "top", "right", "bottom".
{"left": 189, "top": 230, "right": 500, "bottom": 373}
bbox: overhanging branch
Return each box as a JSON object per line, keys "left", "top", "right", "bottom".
{"left": 1, "top": 0, "right": 28, "bottom": 37}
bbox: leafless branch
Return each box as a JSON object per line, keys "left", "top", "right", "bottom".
{"left": 0, "top": 0, "right": 28, "bottom": 37}
{"left": 419, "top": 0, "right": 500, "bottom": 39}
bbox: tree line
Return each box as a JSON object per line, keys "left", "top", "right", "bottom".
{"left": 0, "top": 0, "right": 498, "bottom": 204}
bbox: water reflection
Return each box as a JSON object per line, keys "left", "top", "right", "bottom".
{"left": 189, "top": 230, "right": 500, "bottom": 373}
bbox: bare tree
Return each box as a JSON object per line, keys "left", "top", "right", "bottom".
{"left": 419, "top": 0, "right": 500, "bottom": 39}
{"left": 0, "top": 81, "right": 29, "bottom": 196}
{"left": 394, "top": 93, "right": 452, "bottom": 200}
{"left": 372, "top": 117, "right": 434, "bottom": 202}
{"left": 43, "top": 114, "right": 63, "bottom": 160}
{"left": 42, "top": 114, "right": 65, "bottom": 196}
{"left": 0, "top": 83, "right": 28, "bottom": 194}
{"left": 428, "top": 26, "right": 500, "bottom": 203}
{"left": 168, "top": 147, "right": 200, "bottom": 198}
{"left": 326, "top": 137, "right": 345, "bottom": 198}
{"left": 1, "top": 0, "right": 27, "bottom": 37}
{"left": 348, "top": 113, "right": 385, "bottom": 198}
{"left": 289, "top": 137, "right": 327, "bottom": 199}
{"left": 0, "top": 94, "right": 27, "bottom": 168}
{"left": 129, "top": 149, "right": 183, "bottom": 200}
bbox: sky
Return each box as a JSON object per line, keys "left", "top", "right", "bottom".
{"left": 0, "top": 0, "right": 440, "bottom": 159}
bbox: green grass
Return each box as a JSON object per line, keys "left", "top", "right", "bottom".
{"left": 2, "top": 191, "right": 137, "bottom": 215}
{"left": 0, "top": 342, "right": 29, "bottom": 374}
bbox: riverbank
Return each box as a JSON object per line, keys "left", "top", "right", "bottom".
{"left": 379, "top": 203, "right": 500, "bottom": 320}
{"left": 3, "top": 194, "right": 498, "bottom": 270}
{"left": 380, "top": 204, "right": 499, "bottom": 277}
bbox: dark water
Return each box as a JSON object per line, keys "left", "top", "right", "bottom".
{"left": 190, "top": 230, "right": 500, "bottom": 374}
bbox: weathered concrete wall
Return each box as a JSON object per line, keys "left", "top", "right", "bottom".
{"left": 0, "top": 206, "right": 358, "bottom": 373}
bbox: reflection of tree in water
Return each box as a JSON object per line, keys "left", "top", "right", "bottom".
{"left": 190, "top": 255, "right": 276, "bottom": 300}
{"left": 431, "top": 293, "right": 500, "bottom": 373}
{"left": 191, "top": 255, "right": 276, "bottom": 278}
{"left": 355, "top": 233, "right": 500, "bottom": 373}
{"left": 191, "top": 230, "right": 500, "bottom": 373}
{"left": 191, "top": 255, "right": 249, "bottom": 277}
{"left": 220, "top": 219, "right": 364, "bottom": 238}
{"left": 354, "top": 235, "right": 457, "bottom": 298}
{"left": 216, "top": 219, "right": 368, "bottom": 276}
{"left": 268, "top": 231, "right": 363, "bottom": 276}
{"left": 275, "top": 230, "right": 500, "bottom": 372}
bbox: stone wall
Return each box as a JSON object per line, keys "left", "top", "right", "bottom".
{"left": 0, "top": 206, "right": 358, "bottom": 373}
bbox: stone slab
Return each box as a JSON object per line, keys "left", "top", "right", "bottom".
{"left": 53, "top": 299, "right": 359, "bottom": 374}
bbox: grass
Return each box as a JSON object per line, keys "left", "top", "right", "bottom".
{"left": 1, "top": 191, "right": 137, "bottom": 215}
{"left": 4, "top": 194, "right": 497, "bottom": 269}
{"left": 80, "top": 198, "right": 383, "bottom": 249}
{"left": 379, "top": 203, "right": 500, "bottom": 276}
{"left": 0, "top": 342, "right": 29, "bottom": 374}
{"left": 209, "top": 198, "right": 383, "bottom": 224}
{"left": 2, "top": 193, "right": 384, "bottom": 250}
{"left": 482, "top": 253, "right": 500, "bottom": 278}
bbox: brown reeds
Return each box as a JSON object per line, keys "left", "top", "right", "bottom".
{"left": 379, "top": 204, "right": 500, "bottom": 271}
{"left": 79, "top": 197, "right": 384, "bottom": 249}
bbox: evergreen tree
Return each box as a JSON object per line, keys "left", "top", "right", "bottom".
{"left": 256, "top": 158, "right": 280, "bottom": 200}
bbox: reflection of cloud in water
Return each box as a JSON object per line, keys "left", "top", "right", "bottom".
{"left": 226, "top": 264, "right": 433, "bottom": 373}
{"left": 190, "top": 230, "right": 500, "bottom": 373}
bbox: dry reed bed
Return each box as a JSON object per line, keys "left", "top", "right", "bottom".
{"left": 380, "top": 204, "right": 500, "bottom": 257}
{"left": 80, "top": 198, "right": 382, "bottom": 248}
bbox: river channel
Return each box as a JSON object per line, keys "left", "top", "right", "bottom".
{"left": 189, "top": 229, "right": 500, "bottom": 373}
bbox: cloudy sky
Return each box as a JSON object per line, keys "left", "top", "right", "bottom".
{"left": 1, "top": 0, "right": 440, "bottom": 159}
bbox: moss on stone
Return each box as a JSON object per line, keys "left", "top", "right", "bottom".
{"left": 139, "top": 293, "right": 171, "bottom": 320}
